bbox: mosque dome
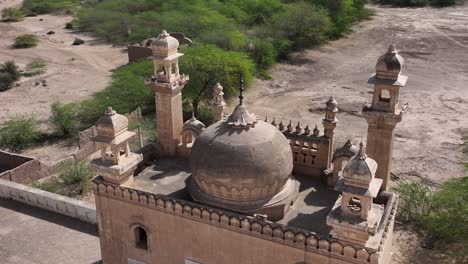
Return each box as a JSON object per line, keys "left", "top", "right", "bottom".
{"left": 96, "top": 107, "right": 129, "bottom": 138}
{"left": 189, "top": 81, "right": 294, "bottom": 204}
{"left": 151, "top": 30, "right": 180, "bottom": 57}
{"left": 342, "top": 143, "right": 377, "bottom": 187}
{"left": 182, "top": 115, "right": 205, "bottom": 134}
{"left": 375, "top": 44, "right": 404, "bottom": 80}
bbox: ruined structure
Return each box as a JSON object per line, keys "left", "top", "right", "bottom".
{"left": 94, "top": 31, "right": 404, "bottom": 264}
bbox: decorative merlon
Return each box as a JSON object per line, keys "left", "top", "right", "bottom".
{"left": 92, "top": 179, "right": 397, "bottom": 263}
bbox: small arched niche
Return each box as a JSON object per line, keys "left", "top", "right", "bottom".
{"left": 133, "top": 226, "right": 149, "bottom": 250}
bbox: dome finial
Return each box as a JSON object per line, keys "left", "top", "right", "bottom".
{"left": 239, "top": 73, "right": 245, "bottom": 105}
{"left": 388, "top": 44, "right": 397, "bottom": 53}
{"left": 357, "top": 142, "right": 367, "bottom": 160}
{"left": 105, "top": 106, "right": 116, "bottom": 116}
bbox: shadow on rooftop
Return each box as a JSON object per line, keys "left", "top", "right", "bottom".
{"left": 0, "top": 198, "right": 98, "bottom": 237}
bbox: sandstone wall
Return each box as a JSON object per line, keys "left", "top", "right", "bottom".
{"left": 94, "top": 181, "right": 395, "bottom": 264}
{"left": 0, "top": 178, "right": 96, "bottom": 224}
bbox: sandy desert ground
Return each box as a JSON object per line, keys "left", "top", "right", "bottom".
{"left": 247, "top": 4, "right": 468, "bottom": 186}
{"left": 0, "top": 7, "right": 127, "bottom": 124}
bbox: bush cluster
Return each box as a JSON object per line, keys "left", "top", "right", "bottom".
{"left": 394, "top": 178, "right": 468, "bottom": 249}
{"left": 22, "top": 0, "right": 78, "bottom": 15}
{"left": 75, "top": 0, "right": 371, "bottom": 72}
{"left": 374, "top": 0, "right": 461, "bottom": 6}
{"left": 32, "top": 161, "right": 96, "bottom": 198}
{"left": 24, "top": 59, "right": 47, "bottom": 76}
{"left": 0, "top": 117, "right": 40, "bottom": 151}
{"left": 0, "top": 61, "right": 20, "bottom": 91}
{"left": 13, "top": 34, "right": 39, "bottom": 48}
{"left": 1, "top": 8, "right": 24, "bottom": 22}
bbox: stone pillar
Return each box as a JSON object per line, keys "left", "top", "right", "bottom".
{"left": 363, "top": 44, "right": 407, "bottom": 191}
{"left": 153, "top": 90, "right": 184, "bottom": 156}
{"left": 212, "top": 82, "right": 226, "bottom": 122}
{"left": 322, "top": 96, "right": 338, "bottom": 169}
{"left": 146, "top": 30, "right": 189, "bottom": 157}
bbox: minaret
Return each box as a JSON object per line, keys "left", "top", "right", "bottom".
{"left": 90, "top": 107, "right": 143, "bottom": 186}
{"left": 322, "top": 96, "right": 338, "bottom": 164}
{"left": 363, "top": 44, "right": 407, "bottom": 191}
{"left": 212, "top": 82, "right": 226, "bottom": 122}
{"left": 327, "top": 143, "right": 384, "bottom": 248}
{"left": 145, "top": 30, "right": 189, "bottom": 157}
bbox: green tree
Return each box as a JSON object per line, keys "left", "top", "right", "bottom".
{"left": 179, "top": 44, "right": 255, "bottom": 117}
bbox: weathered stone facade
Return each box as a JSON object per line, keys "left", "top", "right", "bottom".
{"left": 94, "top": 40, "right": 405, "bottom": 264}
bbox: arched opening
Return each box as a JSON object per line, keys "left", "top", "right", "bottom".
{"left": 379, "top": 89, "right": 391, "bottom": 103}
{"left": 134, "top": 226, "right": 148, "bottom": 250}
{"left": 347, "top": 197, "right": 362, "bottom": 214}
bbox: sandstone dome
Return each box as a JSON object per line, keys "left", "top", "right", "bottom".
{"left": 375, "top": 44, "right": 404, "bottom": 80}
{"left": 96, "top": 107, "right": 128, "bottom": 138}
{"left": 189, "top": 94, "right": 295, "bottom": 207}
{"left": 151, "top": 30, "right": 180, "bottom": 58}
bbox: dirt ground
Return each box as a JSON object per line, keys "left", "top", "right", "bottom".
{"left": 247, "top": 4, "right": 468, "bottom": 186}
{"left": 0, "top": 1, "right": 127, "bottom": 162}
{"left": 0, "top": 9, "right": 127, "bottom": 125}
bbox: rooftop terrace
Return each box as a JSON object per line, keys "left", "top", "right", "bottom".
{"left": 133, "top": 159, "right": 339, "bottom": 236}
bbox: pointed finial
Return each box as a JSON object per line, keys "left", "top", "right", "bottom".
{"left": 313, "top": 125, "right": 320, "bottom": 136}
{"left": 239, "top": 73, "right": 244, "bottom": 105}
{"left": 357, "top": 142, "right": 367, "bottom": 160}
{"left": 105, "top": 106, "right": 116, "bottom": 116}
{"left": 279, "top": 121, "right": 285, "bottom": 131}
{"left": 295, "top": 121, "right": 302, "bottom": 133}
{"left": 287, "top": 120, "right": 293, "bottom": 132}
{"left": 304, "top": 125, "right": 311, "bottom": 135}
{"left": 271, "top": 117, "right": 276, "bottom": 126}
{"left": 344, "top": 139, "right": 352, "bottom": 148}
{"left": 388, "top": 44, "right": 397, "bottom": 53}
{"left": 160, "top": 30, "right": 169, "bottom": 37}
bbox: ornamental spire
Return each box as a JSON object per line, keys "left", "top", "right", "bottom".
{"left": 226, "top": 74, "right": 258, "bottom": 128}
{"left": 357, "top": 142, "right": 367, "bottom": 160}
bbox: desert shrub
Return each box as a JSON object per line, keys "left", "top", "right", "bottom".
{"left": 422, "top": 177, "right": 468, "bottom": 243}
{"left": 24, "top": 59, "right": 47, "bottom": 76}
{"left": 0, "top": 73, "right": 14, "bottom": 91}
{"left": 1, "top": 61, "right": 20, "bottom": 80}
{"left": 13, "top": 34, "right": 39, "bottom": 48}
{"left": 0, "top": 117, "right": 40, "bottom": 151}
{"left": 1, "top": 8, "right": 24, "bottom": 22}
{"left": 22, "top": 0, "right": 78, "bottom": 14}
{"left": 31, "top": 177, "right": 63, "bottom": 194}
{"left": 374, "top": 0, "right": 461, "bottom": 6}
{"left": 393, "top": 181, "right": 434, "bottom": 224}
{"left": 61, "top": 161, "right": 95, "bottom": 196}
{"left": 0, "top": 61, "right": 20, "bottom": 91}
{"left": 50, "top": 102, "right": 79, "bottom": 136}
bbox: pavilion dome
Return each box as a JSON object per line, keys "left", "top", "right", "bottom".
{"left": 96, "top": 107, "right": 129, "bottom": 139}
{"left": 376, "top": 44, "right": 404, "bottom": 80}
{"left": 151, "top": 30, "right": 180, "bottom": 57}
{"left": 342, "top": 143, "right": 377, "bottom": 186}
{"left": 190, "top": 99, "right": 293, "bottom": 203}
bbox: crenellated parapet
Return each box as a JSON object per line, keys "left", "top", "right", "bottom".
{"left": 265, "top": 117, "right": 333, "bottom": 179}
{"left": 93, "top": 178, "right": 397, "bottom": 263}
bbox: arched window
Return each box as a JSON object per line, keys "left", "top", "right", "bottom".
{"left": 379, "top": 89, "right": 391, "bottom": 103}
{"left": 347, "top": 197, "right": 362, "bottom": 214}
{"left": 134, "top": 226, "right": 148, "bottom": 250}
